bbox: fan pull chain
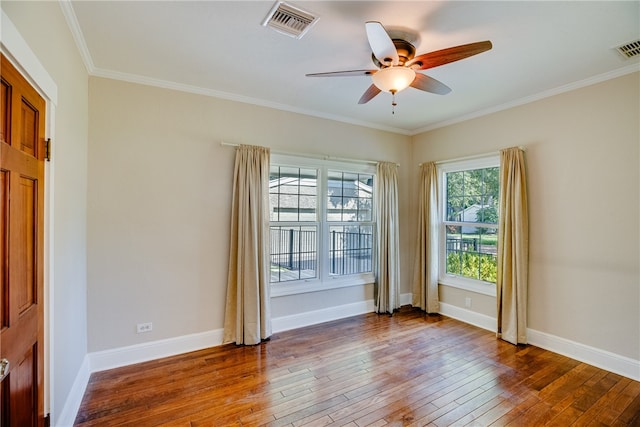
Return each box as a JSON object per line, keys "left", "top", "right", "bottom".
{"left": 391, "top": 90, "right": 397, "bottom": 114}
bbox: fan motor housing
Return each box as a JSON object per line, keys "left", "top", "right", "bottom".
{"left": 372, "top": 39, "right": 416, "bottom": 67}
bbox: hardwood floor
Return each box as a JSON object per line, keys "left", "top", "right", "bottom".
{"left": 74, "top": 307, "right": 640, "bottom": 426}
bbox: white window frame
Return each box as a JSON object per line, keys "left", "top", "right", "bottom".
{"left": 270, "top": 154, "right": 376, "bottom": 297}
{"left": 437, "top": 155, "right": 499, "bottom": 297}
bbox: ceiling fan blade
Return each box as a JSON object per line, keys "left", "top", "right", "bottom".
{"left": 410, "top": 73, "right": 451, "bottom": 95}
{"left": 365, "top": 21, "right": 399, "bottom": 66}
{"left": 358, "top": 84, "right": 382, "bottom": 104}
{"left": 306, "top": 70, "right": 377, "bottom": 77}
{"left": 406, "top": 41, "right": 493, "bottom": 70}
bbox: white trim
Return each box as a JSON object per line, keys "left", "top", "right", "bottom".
{"left": 58, "top": 0, "right": 95, "bottom": 73}
{"left": 53, "top": 355, "right": 89, "bottom": 427}
{"left": 271, "top": 276, "right": 374, "bottom": 297}
{"left": 527, "top": 329, "right": 640, "bottom": 382}
{"left": 93, "top": 67, "right": 411, "bottom": 135}
{"left": 400, "top": 292, "right": 412, "bottom": 306}
{"left": 54, "top": 300, "right": 640, "bottom": 425}
{"left": 437, "top": 155, "right": 500, "bottom": 172}
{"left": 272, "top": 299, "right": 376, "bottom": 333}
{"left": 437, "top": 155, "right": 500, "bottom": 296}
{"left": 89, "top": 329, "right": 225, "bottom": 373}
{"left": 436, "top": 302, "right": 640, "bottom": 381}
{"left": 55, "top": 0, "right": 639, "bottom": 137}
{"left": 438, "top": 302, "right": 497, "bottom": 332}
{"left": 1, "top": 11, "right": 58, "bottom": 105}
{"left": 272, "top": 294, "right": 411, "bottom": 331}
{"left": 412, "top": 63, "right": 640, "bottom": 135}
{"left": 225, "top": 143, "right": 389, "bottom": 167}
{"left": 87, "top": 296, "right": 397, "bottom": 373}
{"left": 1, "top": 8, "right": 60, "bottom": 420}
{"left": 55, "top": 2, "right": 410, "bottom": 135}
{"left": 272, "top": 153, "right": 377, "bottom": 173}
{"left": 269, "top": 158, "right": 377, "bottom": 296}
{"left": 438, "top": 278, "right": 497, "bottom": 297}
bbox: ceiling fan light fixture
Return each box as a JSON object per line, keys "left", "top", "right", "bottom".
{"left": 372, "top": 66, "right": 416, "bottom": 93}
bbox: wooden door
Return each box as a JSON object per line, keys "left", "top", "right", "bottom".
{"left": 0, "top": 53, "right": 46, "bottom": 426}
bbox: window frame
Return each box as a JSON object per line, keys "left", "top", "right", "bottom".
{"left": 270, "top": 154, "right": 376, "bottom": 297}
{"left": 437, "top": 155, "right": 499, "bottom": 297}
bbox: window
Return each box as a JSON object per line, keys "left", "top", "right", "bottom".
{"left": 269, "top": 155, "right": 375, "bottom": 296}
{"left": 269, "top": 166, "right": 318, "bottom": 282}
{"left": 439, "top": 156, "right": 499, "bottom": 295}
{"left": 327, "top": 171, "right": 374, "bottom": 276}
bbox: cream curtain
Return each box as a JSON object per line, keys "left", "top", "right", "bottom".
{"left": 375, "top": 162, "right": 400, "bottom": 314}
{"left": 412, "top": 162, "right": 440, "bottom": 313}
{"left": 223, "top": 144, "right": 272, "bottom": 345}
{"left": 496, "top": 147, "right": 529, "bottom": 345}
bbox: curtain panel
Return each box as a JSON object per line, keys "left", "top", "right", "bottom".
{"left": 412, "top": 162, "right": 440, "bottom": 313}
{"left": 223, "top": 144, "right": 272, "bottom": 345}
{"left": 375, "top": 162, "right": 401, "bottom": 314}
{"left": 496, "top": 147, "right": 529, "bottom": 345}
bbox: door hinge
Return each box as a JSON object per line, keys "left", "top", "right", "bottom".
{"left": 45, "top": 138, "right": 51, "bottom": 161}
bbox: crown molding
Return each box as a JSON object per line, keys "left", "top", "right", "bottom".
{"left": 411, "top": 63, "right": 640, "bottom": 135}
{"left": 58, "top": 0, "right": 95, "bottom": 74}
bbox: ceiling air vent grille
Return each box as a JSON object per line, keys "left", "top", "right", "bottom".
{"left": 262, "top": 1, "right": 318, "bottom": 39}
{"left": 616, "top": 40, "right": 640, "bottom": 59}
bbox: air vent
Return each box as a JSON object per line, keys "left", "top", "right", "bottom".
{"left": 262, "top": 1, "right": 318, "bottom": 39}
{"left": 616, "top": 40, "right": 640, "bottom": 59}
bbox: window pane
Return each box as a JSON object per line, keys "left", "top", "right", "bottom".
{"left": 464, "top": 169, "right": 483, "bottom": 196}
{"left": 269, "top": 165, "right": 280, "bottom": 189}
{"left": 447, "top": 171, "right": 463, "bottom": 197}
{"left": 445, "top": 225, "right": 497, "bottom": 283}
{"left": 270, "top": 166, "right": 317, "bottom": 221}
{"left": 270, "top": 162, "right": 376, "bottom": 286}
{"left": 342, "top": 173, "right": 359, "bottom": 197}
{"left": 329, "top": 225, "right": 373, "bottom": 276}
{"left": 328, "top": 171, "right": 374, "bottom": 223}
{"left": 342, "top": 205, "right": 357, "bottom": 221}
{"left": 298, "top": 195, "right": 317, "bottom": 215}
{"left": 299, "top": 168, "right": 317, "bottom": 195}
{"left": 358, "top": 198, "right": 372, "bottom": 221}
{"left": 270, "top": 226, "right": 317, "bottom": 282}
{"left": 446, "top": 166, "right": 499, "bottom": 225}
{"left": 327, "top": 171, "right": 343, "bottom": 196}
{"left": 447, "top": 197, "right": 464, "bottom": 221}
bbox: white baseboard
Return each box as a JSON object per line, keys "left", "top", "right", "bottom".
{"left": 438, "top": 301, "right": 497, "bottom": 332}
{"left": 271, "top": 293, "right": 412, "bottom": 333}
{"left": 62, "top": 296, "right": 638, "bottom": 427}
{"left": 54, "top": 355, "right": 90, "bottom": 427}
{"left": 527, "top": 328, "right": 640, "bottom": 381}
{"left": 89, "top": 328, "right": 224, "bottom": 373}
{"left": 272, "top": 299, "right": 376, "bottom": 333}
{"left": 88, "top": 296, "right": 403, "bottom": 374}
{"left": 400, "top": 292, "right": 413, "bottom": 306}
{"left": 436, "top": 301, "right": 640, "bottom": 381}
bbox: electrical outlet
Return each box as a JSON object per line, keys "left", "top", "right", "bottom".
{"left": 137, "top": 322, "right": 153, "bottom": 333}
{"left": 464, "top": 297, "right": 472, "bottom": 308}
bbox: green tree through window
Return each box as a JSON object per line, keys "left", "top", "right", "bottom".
{"left": 442, "top": 163, "right": 499, "bottom": 284}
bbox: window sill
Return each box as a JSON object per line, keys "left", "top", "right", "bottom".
{"left": 271, "top": 273, "right": 375, "bottom": 297}
{"left": 439, "top": 275, "right": 497, "bottom": 297}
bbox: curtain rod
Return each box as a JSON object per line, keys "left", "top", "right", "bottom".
{"left": 220, "top": 141, "right": 399, "bottom": 167}
{"left": 419, "top": 146, "right": 526, "bottom": 167}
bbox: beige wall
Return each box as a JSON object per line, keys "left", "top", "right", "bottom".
{"left": 2, "top": 0, "right": 89, "bottom": 420}
{"left": 87, "top": 77, "right": 411, "bottom": 352}
{"left": 412, "top": 72, "right": 640, "bottom": 360}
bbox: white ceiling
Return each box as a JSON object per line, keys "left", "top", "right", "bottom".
{"left": 67, "top": 1, "right": 639, "bottom": 135}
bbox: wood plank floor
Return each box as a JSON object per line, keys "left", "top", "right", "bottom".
{"left": 74, "top": 307, "right": 640, "bottom": 426}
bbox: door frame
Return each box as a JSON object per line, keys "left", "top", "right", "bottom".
{"left": 1, "top": 9, "right": 58, "bottom": 420}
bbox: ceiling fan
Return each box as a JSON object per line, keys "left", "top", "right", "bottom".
{"left": 306, "top": 21, "right": 492, "bottom": 112}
